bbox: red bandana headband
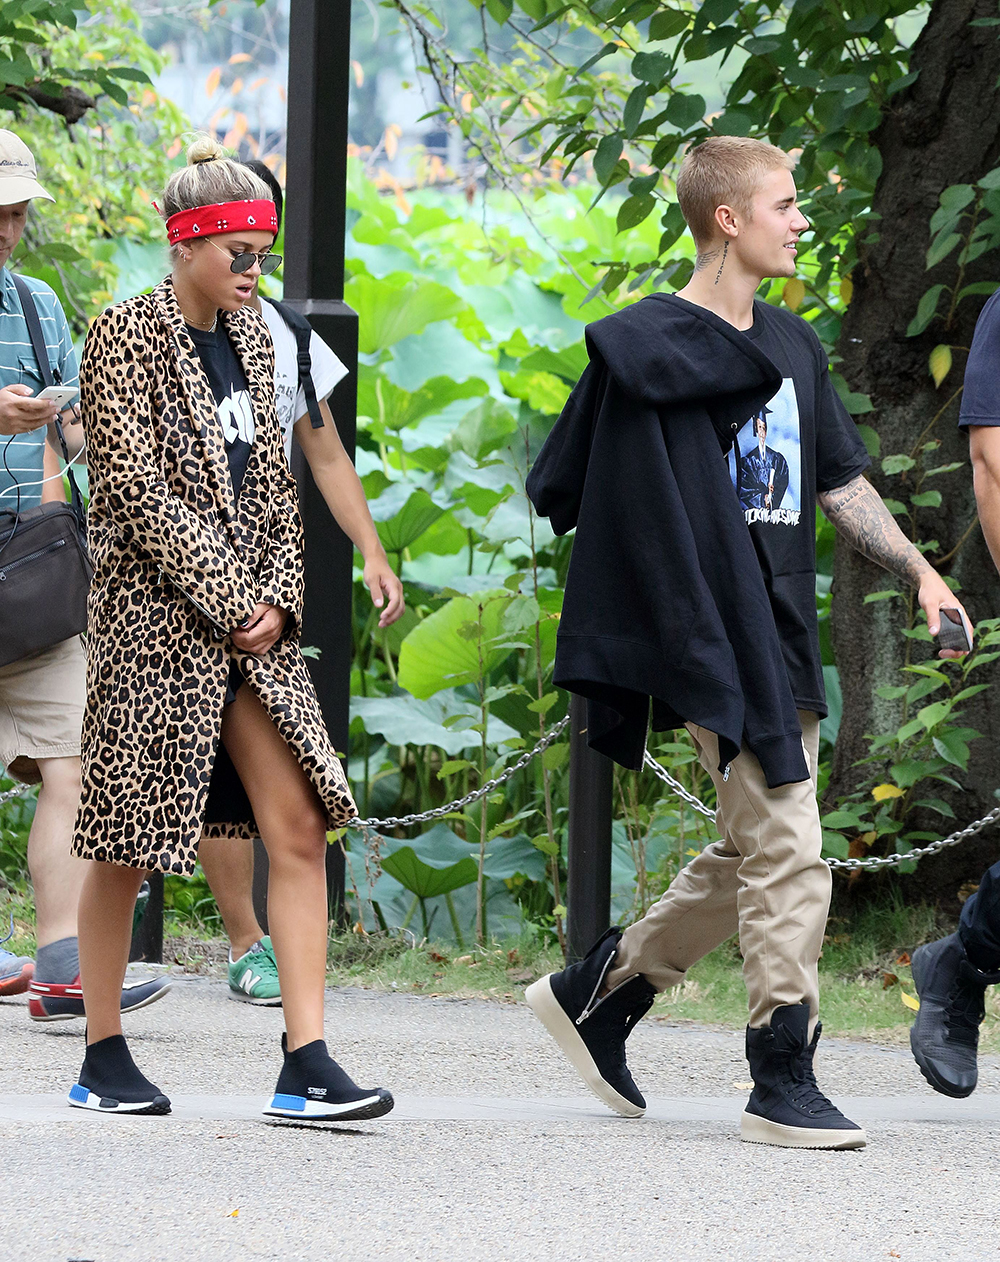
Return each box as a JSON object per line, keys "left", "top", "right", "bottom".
{"left": 164, "top": 199, "right": 278, "bottom": 245}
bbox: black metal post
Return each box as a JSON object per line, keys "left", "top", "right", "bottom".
{"left": 259, "top": 0, "right": 356, "bottom": 928}
{"left": 566, "top": 693, "right": 613, "bottom": 962}
{"left": 128, "top": 871, "right": 164, "bottom": 964}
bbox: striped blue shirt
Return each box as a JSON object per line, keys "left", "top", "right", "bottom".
{"left": 0, "top": 267, "right": 79, "bottom": 511}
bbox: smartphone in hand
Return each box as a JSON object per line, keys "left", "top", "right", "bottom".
{"left": 938, "top": 607, "right": 972, "bottom": 653}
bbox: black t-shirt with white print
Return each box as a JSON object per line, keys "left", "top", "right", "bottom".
{"left": 187, "top": 322, "right": 255, "bottom": 498}
{"left": 730, "top": 301, "right": 871, "bottom": 716}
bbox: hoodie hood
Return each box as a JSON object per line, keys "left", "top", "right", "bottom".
{"left": 585, "top": 292, "right": 782, "bottom": 441}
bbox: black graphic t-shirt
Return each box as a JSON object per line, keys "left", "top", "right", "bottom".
{"left": 187, "top": 322, "right": 255, "bottom": 498}
{"left": 731, "top": 301, "right": 871, "bottom": 714}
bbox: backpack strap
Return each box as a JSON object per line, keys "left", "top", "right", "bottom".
{"left": 262, "top": 296, "right": 325, "bottom": 429}
{"left": 11, "top": 272, "right": 86, "bottom": 536}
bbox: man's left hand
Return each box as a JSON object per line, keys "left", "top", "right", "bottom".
{"left": 918, "top": 573, "right": 974, "bottom": 659}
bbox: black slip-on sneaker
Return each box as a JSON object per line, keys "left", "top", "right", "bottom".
{"left": 263, "top": 1035, "right": 394, "bottom": 1122}
{"left": 910, "top": 933, "right": 1000, "bottom": 1098}
{"left": 525, "top": 927, "right": 655, "bottom": 1118}
{"left": 742, "top": 1003, "right": 865, "bottom": 1149}
{"left": 68, "top": 1034, "right": 170, "bottom": 1115}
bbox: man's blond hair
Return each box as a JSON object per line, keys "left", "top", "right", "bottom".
{"left": 676, "top": 137, "right": 796, "bottom": 245}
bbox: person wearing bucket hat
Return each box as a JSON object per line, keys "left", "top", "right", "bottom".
{"left": 0, "top": 129, "right": 170, "bottom": 1020}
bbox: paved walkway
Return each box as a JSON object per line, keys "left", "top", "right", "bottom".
{"left": 1, "top": 974, "right": 998, "bottom": 1262}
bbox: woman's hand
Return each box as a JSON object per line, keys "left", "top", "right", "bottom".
{"left": 231, "top": 602, "right": 287, "bottom": 656}
{"left": 363, "top": 555, "right": 405, "bottom": 629}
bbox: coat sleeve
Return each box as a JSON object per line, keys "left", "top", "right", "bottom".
{"left": 254, "top": 379, "right": 305, "bottom": 635}
{"left": 81, "top": 307, "right": 259, "bottom": 632}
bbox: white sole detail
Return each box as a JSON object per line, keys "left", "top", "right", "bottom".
{"left": 740, "top": 1110, "right": 866, "bottom": 1149}
{"left": 228, "top": 988, "right": 282, "bottom": 1007}
{"left": 263, "top": 1093, "right": 384, "bottom": 1119}
{"left": 525, "top": 974, "right": 645, "bottom": 1118}
{"left": 67, "top": 1086, "right": 170, "bottom": 1114}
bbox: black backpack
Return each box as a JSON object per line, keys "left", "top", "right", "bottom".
{"left": 262, "top": 297, "right": 324, "bottom": 430}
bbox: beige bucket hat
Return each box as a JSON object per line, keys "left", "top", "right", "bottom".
{"left": 0, "top": 130, "right": 54, "bottom": 205}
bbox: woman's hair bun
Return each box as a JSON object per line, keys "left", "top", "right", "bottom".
{"left": 186, "top": 134, "right": 228, "bottom": 166}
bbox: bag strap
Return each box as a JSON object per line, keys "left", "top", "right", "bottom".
{"left": 263, "top": 296, "right": 325, "bottom": 430}
{"left": 11, "top": 272, "right": 86, "bottom": 535}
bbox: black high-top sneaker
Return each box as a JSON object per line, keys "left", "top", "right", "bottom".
{"left": 68, "top": 1034, "right": 171, "bottom": 1115}
{"left": 263, "top": 1035, "right": 394, "bottom": 1122}
{"left": 910, "top": 933, "right": 1000, "bottom": 1098}
{"left": 742, "top": 1003, "right": 866, "bottom": 1149}
{"left": 525, "top": 927, "right": 655, "bottom": 1117}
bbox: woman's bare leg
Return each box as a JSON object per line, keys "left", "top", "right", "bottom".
{"left": 220, "top": 686, "right": 328, "bottom": 1050}
{"left": 78, "top": 862, "right": 147, "bottom": 1045}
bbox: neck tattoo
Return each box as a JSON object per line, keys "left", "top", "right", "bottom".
{"left": 714, "top": 240, "right": 729, "bottom": 286}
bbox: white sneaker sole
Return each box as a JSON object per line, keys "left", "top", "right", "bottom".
{"left": 741, "top": 1110, "right": 867, "bottom": 1149}
{"left": 263, "top": 1091, "right": 394, "bottom": 1122}
{"left": 525, "top": 974, "right": 645, "bottom": 1118}
{"left": 229, "top": 987, "right": 282, "bottom": 1007}
{"left": 67, "top": 1084, "right": 171, "bottom": 1115}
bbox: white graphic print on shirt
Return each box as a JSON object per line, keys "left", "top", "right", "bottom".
{"left": 218, "top": 387, "right": 256, "bottom": 447}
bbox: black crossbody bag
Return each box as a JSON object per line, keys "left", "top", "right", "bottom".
{"left": 0, "top": 275, "right": 92, "bottom": 668}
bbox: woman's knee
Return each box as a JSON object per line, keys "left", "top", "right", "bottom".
{"left": 262, "top": 803, "right": 329, "bottom": 868}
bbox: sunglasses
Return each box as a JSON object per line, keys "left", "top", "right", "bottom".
{"left": 208, "top": 237, "right": 282, "bottom": 275}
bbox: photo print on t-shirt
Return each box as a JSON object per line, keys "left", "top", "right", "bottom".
{"left": 728, "top": 377, "right": 801, "bottom": 526}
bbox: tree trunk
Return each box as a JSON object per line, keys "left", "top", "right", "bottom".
{"left": 831, "top": 0, "right": 1000, "bottom": 901}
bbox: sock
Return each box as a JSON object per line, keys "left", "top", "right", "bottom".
{"left": 229, "top": 940, "right": 263, "bottom": 965}
{"left": 34, "top": 936, "right": 80, "bottom": 984}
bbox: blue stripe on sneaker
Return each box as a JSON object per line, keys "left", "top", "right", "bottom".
{"left": 68, "top": 1083, "right": 89, "bottom": 1103}
{"left": 269, "top": 1093, "right": 306, "bottom": 1112}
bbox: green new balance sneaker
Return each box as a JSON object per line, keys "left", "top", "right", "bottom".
{"left": 228, "top": 937, "right": 282, "bottom": 1006}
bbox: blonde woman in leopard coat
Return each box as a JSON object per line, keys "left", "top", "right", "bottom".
{"left": 68, "top": 139, "right": 394, "bottom": 1122}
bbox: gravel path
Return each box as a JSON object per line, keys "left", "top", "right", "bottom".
{"left": 1, "top": 974, "right": 997, "bottom": 1262}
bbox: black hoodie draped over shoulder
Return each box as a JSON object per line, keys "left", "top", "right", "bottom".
{"left": 526, "top": 293, "right": 810, "bottom": 789}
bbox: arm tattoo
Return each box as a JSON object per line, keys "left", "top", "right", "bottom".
{"left": 818, "top": 475, "right": 931, "bottom": 587}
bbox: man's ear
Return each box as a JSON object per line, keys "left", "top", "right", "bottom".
{"left": 714, "top": 204, "right": 740, "bottom": 239}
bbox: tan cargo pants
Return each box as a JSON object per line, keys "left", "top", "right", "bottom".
{"left": 606, "top": 711, "right": 830, "bottom": 1028}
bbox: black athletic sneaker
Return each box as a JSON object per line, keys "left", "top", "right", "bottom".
{"left": 263, "top": 1035, "right": 394, "bottom": 1121}
{"left": 742, "top": 1003, "right": 866, "bottom": 1149}
{"left": 68, "top": 1034, "right": 171, "bottom": 1115}
{"left": 525, "top": 927, "right": 655, "bottom": 1117}
{"left": 910, "top": 933, "right": 1000, "bottom": 1098}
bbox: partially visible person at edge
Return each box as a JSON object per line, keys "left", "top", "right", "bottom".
{"left": 0, "top": 129, "right": 169, "bottom": 1021}
{"left": 68, "top": 135, "right": 393, "bottom": 1120}
{"left": 524, "top": 136, "right": 972, "bottom": 1151}
{"left": 908, "top": 288, "right": 1000, "bottom": 1100}
{"left": 197, "top": 158, "right": 404, "bottom": 1009}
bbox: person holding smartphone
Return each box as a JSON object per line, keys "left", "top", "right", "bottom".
{"left": 908, "top": 289, "right": 1000, "bottom": 1099}
{"left": 0, "top": 129, "right": 168, "bottom": 1019}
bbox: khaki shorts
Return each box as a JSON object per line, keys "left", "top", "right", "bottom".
{"left": 0, "top": 635, "right": 85, "bottom": 783}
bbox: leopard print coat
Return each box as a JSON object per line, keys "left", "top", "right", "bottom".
{"left": 72, "top": 276, "right": 356, "bottom": 874}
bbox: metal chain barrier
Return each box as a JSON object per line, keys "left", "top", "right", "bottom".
{"left": 643, "top": 749, "right": 1000, "bottom": 872}
{"left": 347, "top": 715, "right": 570, "bottom": 831}
{"left": 3, "top": 712, "right": 992, "bottom": 871}
{"left": 0, "top": 783, "right": 32, "bottom": 809}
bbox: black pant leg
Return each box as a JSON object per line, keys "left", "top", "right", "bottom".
{"left": 958, "top": 859, "right": 1000, "bottom": 971}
